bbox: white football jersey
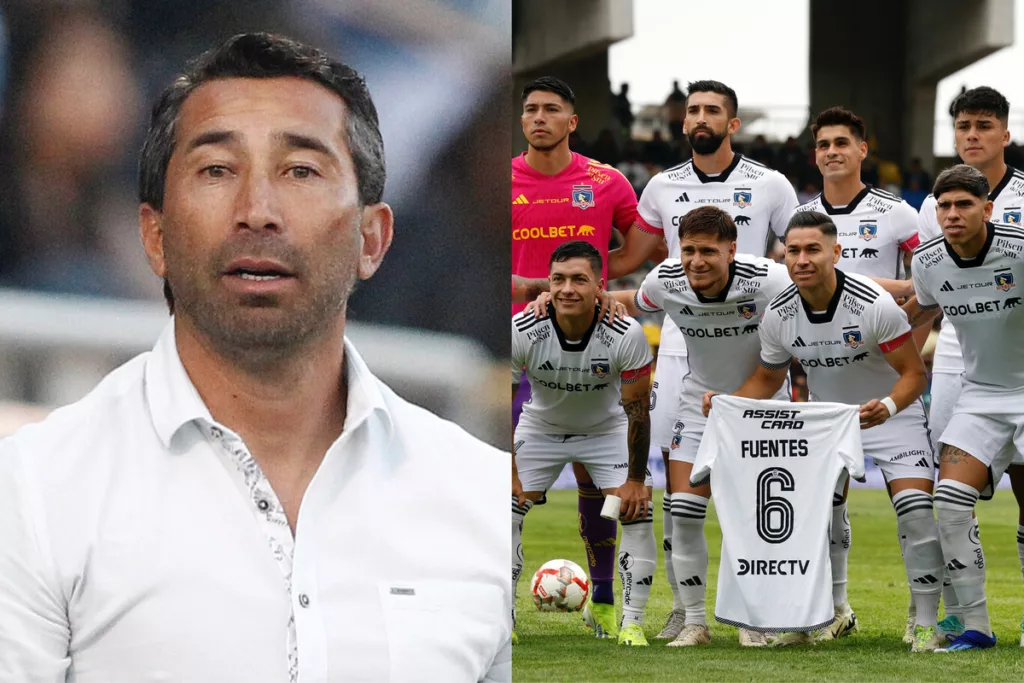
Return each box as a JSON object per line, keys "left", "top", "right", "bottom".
{"left": 794, "top": 185, "right": 920, "bottom": 278}
{"left": 634, "top": 254, "right": 792, "bottom": 395}
{"left": 758, "top": 270, "right": 927, "bottom": 457}
{"left": 691, "top": 395, "right": 864, "bottom": 633}
{"left": 918, "top": 165, "right": 1024, "bottom": 373}
{"left": 512, "top": 305, "right": 653, "bottom": 434}
{"left": 913, "top": 221, "right": 1024, "bottom": 390}
{"left": 635, "top": 153, "right": 799, "bottom": 358}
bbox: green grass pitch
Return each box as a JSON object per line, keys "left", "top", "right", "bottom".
{"left": 514, "top": 488, "right": 1024, "bottom": 682}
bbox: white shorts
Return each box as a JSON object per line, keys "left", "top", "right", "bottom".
{"left": 928, "top": 372, "right": 962, "bottom": 456}
{"left": 667, "top": 392, "right": 705, "bottom": 465}
{"left": 651, "top": 354, "right": 689, "bottom": 450}
{"left": 939, "top": 382, "right": 1024, "bottom": 498}
{"left": 860, "top": 404, "right": 935, "bottom": 483}
{"left": 513, "top": 429, "right": 654, "bottom": 493}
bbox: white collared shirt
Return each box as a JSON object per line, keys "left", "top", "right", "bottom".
{"left": 0, "top": 322, "right": 511, "bottom": 683}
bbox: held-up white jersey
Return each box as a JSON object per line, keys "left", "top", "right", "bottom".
{"left": 758, "top": 270, "right": 927, "bottom": 460}
{"left": 633, "top": 254, "right": 792, "bottom": 395}
{"left": 918, "top": 166, "right": 1024, "bottom": 374}
{"left": 794, "top": 185, "right": 920, "bottom": 278}
{"left": 635, "top": 153, "right": 799, "bottom": 358}
{"left": 913, "top": 222, "right": 1024, "bottom": 390}
{"left": 512, "top": 305, "right": 653, "bottom": 434}
{"left": 691, "top": 395, "right": 864, "bottom": 633}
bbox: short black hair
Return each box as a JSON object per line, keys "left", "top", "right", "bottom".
{"left": 811, "top": 106, "right": 866, "bottom": 141}
{"left": 949, "top": 86, "right": 1010, "bottom": 123}
{"left": 686, "top": 80, "right": 738, "bottom": 118}
{"left": 785, "top": 210, "right": 838, "bottom": 239}
{"left": 522, "top": 76, "right": 575, "bottom": 107}
{"left": 139, "top": 33, "right": 385, "bottom": 313}
{"left": 678, "top": 205, "right": 737, "bottom": 242}
{"left": 933, "top": 164, "right": 990, "bottom": 200}
{"left": 549, "top": 240, "right": 602, "bottom": 277}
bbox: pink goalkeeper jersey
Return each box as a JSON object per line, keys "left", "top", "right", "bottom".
{"left": 512, "top": 152, "right": 641, "bottom": 313}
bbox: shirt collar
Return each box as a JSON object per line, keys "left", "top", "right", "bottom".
{"left": 144, "top": 320, "right": 394, "bottom": 449}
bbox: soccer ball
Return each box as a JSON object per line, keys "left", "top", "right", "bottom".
{"left": 530, "top": 559, "right": 590, "bottom": 612}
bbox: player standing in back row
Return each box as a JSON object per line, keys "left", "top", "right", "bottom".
{"left": 705, "top": 211, "right": 945, "bottom": 652}
{"left": 603, "top": 80, "right": 799, "bottom": 639}
{"left": 794, "top": 106, "right": 923, "bottom": 642}
{"left": 512, "top": 241, "right": 656, "bottom": 647}
{"left": 903, "top": 165, "right": 1024, "bottom": 651}
{"left": 512, "top": 77, "right": 643, "bottom": 637}
{"left": 917, "top": 87, "right": 1024, "bottom": 644}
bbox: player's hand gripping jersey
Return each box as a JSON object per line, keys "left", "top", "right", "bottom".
{"left": 692, "top": 396, "right": 865, "bottom": 632}
{"left": 511, "top": 304, "right": 652, "bottom": 434}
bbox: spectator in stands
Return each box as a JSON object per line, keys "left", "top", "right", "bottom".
{"left": 617, "top": 142, "right": 650, "bottom": 196}
{"left": 664, "top": 79, "right": 686, "bottom": 142}
{"left": 775, "top": 135, "right": 805, "bottom": 181}
{"left": 747, "top": 134, "right": 774, "bottom": 168}
{"left": 643, "top": 129, "right": 674, "bottom": 170}
{"left": 589, "top": 128, "right": 621, "bottom": 166}
{"left": 902, "top": 177, "right": 928, "bottom": 210}
{"left": 903, "top": 157, "right": 932, "bottom": 193}
{"left": 612, "top": 82, "right": 634, "bottom": 138}
{"left": 568, "top": 130, "right": 590, "bottom": 157}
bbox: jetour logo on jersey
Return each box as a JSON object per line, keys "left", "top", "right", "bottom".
{"left": 733, "top": 189, "right": 753, "bottom": 208}
{"left": 571, "top": 184, "right": 595, "bottom": 210}
{"left": 1004, "top": 210, "right": 1022, "bottom": 224}
{"left": 842, "top": 327, "right": 864, "bottom": 349}
{"left": 857, "top": 223, "right": 878, "bottom": 241}
{"left": 995, "top": 270, "right": 1016, "bottom": 291}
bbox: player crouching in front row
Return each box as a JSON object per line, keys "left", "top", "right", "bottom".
{"left": 705, "top": 211, "right": 946, "bottom": 652}
{"left": 512, "top": 241, "right": 657, "bottom": 646}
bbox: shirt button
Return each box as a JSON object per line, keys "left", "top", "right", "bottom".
{"left": 299, "top": 593, "right": 310, "bottom": 608}
{"left": 257, "top": 499, "right": 270, "bottom": 512}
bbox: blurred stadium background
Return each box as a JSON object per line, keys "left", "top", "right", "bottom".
{"left": 0, "top": 0, "right": 511, "bottom": 447}
{"left": 513, "top": 0, "right": 1020, "bottom": 490}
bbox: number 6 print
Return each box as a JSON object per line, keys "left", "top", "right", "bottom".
{"left": 756, "top": 468, "right": 795, "bottom": 544}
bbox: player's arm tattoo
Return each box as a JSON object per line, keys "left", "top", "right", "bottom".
{"left": 523, "top": 278, "right": 548, "bottom": 301}
{"left": 940, "top": 444, "right": 974, "bottom": 465}
{"left": 622, "top": 393, "right": 651, "bottom": 482}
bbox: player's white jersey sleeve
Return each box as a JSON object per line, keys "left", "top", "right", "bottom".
{"left": 768, "top": 171, "right": 800, "bottom": 239}
{"left": 636, "top": 175, "right": 667, "bottom": 236}
{"left": 690, "top": 396, "right": 864, "bottom": 632}
{"left": 759, "top": 286, "right": 798, "bottom": 369}
{"left": 869, "top": 280, "right": 913, "bottom": 350}
{"left": 615, "top": 321, "right": 655, "bottom": 374}
{"left": 892, "top": 200, "right": 921, "bottom": 249}
{"left": 911, "top": 240, "right": 940, "bottom": 309}
{"left": 511, "top": 313, "right": 530, "bottom": 383}
{"left": 635, "top": 260, "right": 676, "bottom": 313}
{"left": 917, "top": 195, "right": 941, "bottom": 242}
{"left": 764, "top": 260, "right": 794, "bottom": 299}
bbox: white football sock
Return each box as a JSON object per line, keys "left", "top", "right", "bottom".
{"left": 511, "top": 497, "right": 533, "bottom": 627}
{"left": 670, "top": 492, "right": 709, "bottom": 627}
{"left": 618, "top": 506, "right": 656, "bottom": 627}
{"left": 892, "top": 489, "right": 943, "bottom": 628}
{"left": 830, "top": 493, "right": 851, "bottom": 608}
{"left": 662, "top": 493, "right": 682, "bottom": 611}
{"left": 934, "top": 480, "right": 990, "bottom": 636}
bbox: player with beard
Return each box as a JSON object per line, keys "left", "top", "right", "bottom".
{"left": 602, "top": 80, "right": 799, "bottom": 639}
{"left": 917, "top": 87, "right": 1024, "bottom": 645}
{"left": 512, "top": 76, "right": 641, "bottom": 640}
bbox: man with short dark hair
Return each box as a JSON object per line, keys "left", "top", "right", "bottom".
{"left": 512, "top": 240, "right": 656, "bottom": 648}
{"left": 0, "top": 33, "right": 510, "bottom": 681}
{"left": 708, "top": 210, "right": 943, "bottom": 651}
{"left": 917, "top": 88, "right": 1024, "bottom": 644}
{"left": 904, "top": 164, "right": 1024, "bottom": 651}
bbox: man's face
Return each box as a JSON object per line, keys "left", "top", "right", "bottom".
{"left": 549, "top": 257, "right": 602, "bottom": 317}
{"left": 814, "top": 124, "right": 867, "bottom": 183}
{"left": 785, "top": 227, "right": 840, "bottom": 288}
{"left": 935, "top": 189, "right": 992, "bottom": 247}
{"left": 680, "top": 232, "right": 735, "bottom": 293}
{"left": 140, "top": 77, "right": 392, "bottom": 355}
{"left": 684, "top": 92, "right": 737, "bottom": 155}
{"left": 521, "top": 91, "right": 577, "bottom": 152}
{"left": 954, "top": 111, "right": 1010, "bottom": 168}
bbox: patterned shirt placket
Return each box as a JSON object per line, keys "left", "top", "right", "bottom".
{"left": 207, "top": 424, "right": 300, "bottom": 683}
